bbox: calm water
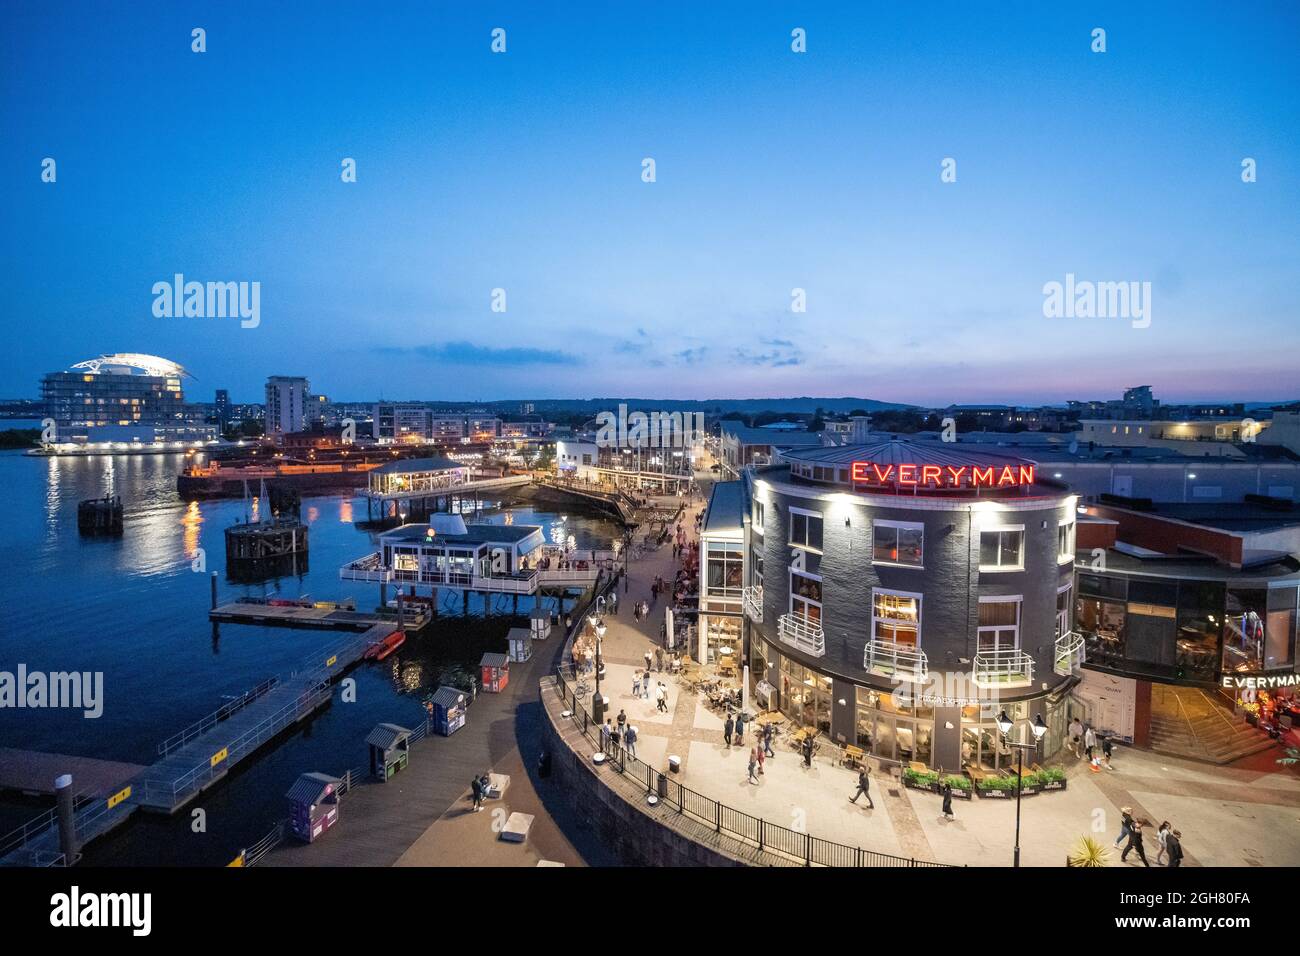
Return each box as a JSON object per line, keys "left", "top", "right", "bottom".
{"left": 0, "top": 449, "right": 617, "bottom": 863}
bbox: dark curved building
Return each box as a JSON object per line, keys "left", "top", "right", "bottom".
{"left": 742, "top": 439, "right": 1082, "bottom": 771}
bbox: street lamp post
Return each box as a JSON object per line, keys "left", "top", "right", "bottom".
{"left": 590, "top": 614, "right": 608, "bottom": 724}
{"left": 995, "top": 710, "right": 1048, "bottom": 869}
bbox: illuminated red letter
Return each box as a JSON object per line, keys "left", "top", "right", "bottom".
{"left": 971, "top": 466, "right": 994, "bottom": 487}
{"left": 945, "top": 466, "right": 967, "bottom": 486}
{"left": 851, "top": 462, "right": 869, "bottom": 482}
{"left": 872, "top": 463, "right": 895, "bottom": 483}
{"left": 920, "top": 465, "right": 941, "bottom": 486}
{"left": 998, "top": 465, "right": 1017, "bottom": 486}
{"left": 1019, "top": 465, "right": 1035, "bottom": 485}
{"left": 897, "top": 464, "right": 917, "bottom": 485}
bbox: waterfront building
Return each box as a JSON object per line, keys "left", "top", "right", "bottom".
{"left": 738, "top": 438, "right": 1081, "bottom": 770}
{"left": 555, "top": 434, "right": 696, "bottom": 494}
{"left": 339, "top": 513, "right": 609, "bottom": 595}
{"left": 39, "top": 353, "right": 216, "bottom": 445}
{"left": 373, "top": 402, "right": 435, "bottom": 443}
{"left": 215, "top": 389, "right": 230, "bottom": 432}
{"left": 698, "top": 481, "right": 745, "bottom": 666}
{"left": 718, "top": 422, "right": 825, "bottom": 478}
{"left": 1073, "top": 499, "right": 1300, "bottom": 754}
{"left": 265, "top": 376, "right": 309, "bottom": 436}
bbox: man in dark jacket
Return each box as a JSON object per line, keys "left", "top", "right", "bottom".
{"left": 723, "top": 714, "right": 734, "bottom": 748}
{"left": 849, "top": 766, "right": 874, "bottom": 808}
{"left": 1166, "top": 829, "right": 1184, "bottom": 868}
{"left": 470, "top": 775, "right": 484, "bottom": 812}
{"left": 1122, "top": 820, "right": 1151, "bottom": 866}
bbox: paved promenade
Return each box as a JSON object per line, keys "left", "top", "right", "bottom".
{"left": 583, "top": 481, "right": 1300, "bottom": 868}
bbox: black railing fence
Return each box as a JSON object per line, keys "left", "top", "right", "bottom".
{"left": 552, "top": 667, "right": 955, "bottom": 868}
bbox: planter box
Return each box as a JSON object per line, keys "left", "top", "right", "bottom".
{"left": 1040, "top": 778, "right": 1068, "bottom": 792}
{"left": 975, "top": 786, "right": 1014, "bottom": 799}
{"left": 903, "top": 776, "right": 973, "bottom": 800}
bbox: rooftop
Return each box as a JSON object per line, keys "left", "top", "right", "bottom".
{"left": 702, "top": 480, "right": 745, "bottom": 535}
{"left": 380, "top": 522, "right": 542, "bottom": 546}
{"left": 720, "top": 423, "right": 827, "bottom": 446}
{"left": 371, "top": 455, "right": 466, "bottom": 475}
{"left": 1098, "top": 500, "right": 1300, "bottom": 535}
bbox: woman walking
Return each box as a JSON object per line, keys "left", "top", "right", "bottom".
{"left": 941, "top": 781, "right": 955, "bottom": 821}
{"left": 1155, "top": 820, "right": 1171, "bottom": 865}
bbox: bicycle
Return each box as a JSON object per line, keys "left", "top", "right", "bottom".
{"left": 574, "top": 679, "right": 590, "bottom": 699}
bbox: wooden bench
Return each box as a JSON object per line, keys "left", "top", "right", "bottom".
{"left": 965, "top": 763, "right": 987, "bottom": 785}
{"left": 843, "top": 744, "right": 865, "bottom": 768}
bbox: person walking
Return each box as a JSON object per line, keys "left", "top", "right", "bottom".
{"left": 625, "top": 724, "right": 638, "bottom": 759}
{"left": 801, "top": 733, "right": 815, "bottom": 768}
{"left": 1115, "top": 806, "right": 1135, "bottom": 847}
{"left": 756, "top": 744, "right": 765, "bottom": 775}
{"left": 1166, "top": 829, "right": 1184, "bottom": 868}
{"left": 616, "top": 708, "right": 627, "bottom": 736}
{"left": 734, "top": 711, "right": 747, "bottom": 747}
{"left": 632, "top": 670, "right": 642, "bottom": 699}
{"left": 747, "top": 748, "right": 759, "bottom": 784}
{"left": 1155, "top": 821, "right": 1171, "bottom": 865}
{"left": 644, "top": 649, "right": 653, "bottom": 673}
{"left": 1101, "top": 735, "right": 1115, "bottom": 771}
{"left": 655, "top": 647, "right": 663, "bottom": 672}
{"left": 1122, "top": 820, "right": 1150, "bottom": 867}
{"left": 470, "top": 774, "right": 484, "bottom": 812}
{"left": 763, "top": 722, "right": 776, "bottom": 758}
{"left": 941, "top": 781, "right": 955, "bottom": 820}
{"left": 723, "top": 713, "right": 735, "bottom": 749}
{"left": 1084, "top": 724, "right": 1098, "bottom": 766}
{"left": 656, "top": 683, "right": 667, "bottom": 712}
{"left": 610, "top": 591, "right": 619, "bottom": 616}
{"left": 1068, "top": 717, "right": 1084, "bottom": 758}
{"left": 849, "top": 766, "right": 874, "bottom": 808}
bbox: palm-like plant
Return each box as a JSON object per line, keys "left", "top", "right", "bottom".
{"left": 1277, "top": 748, "right": 1300, "bottom": 767}
{"left": 1066, "top": 836, "right": 1111, "bottom": 867}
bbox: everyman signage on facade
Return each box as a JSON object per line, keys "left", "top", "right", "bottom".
{"left": 851, "top": 460, "right": 1036, "bottom": 489}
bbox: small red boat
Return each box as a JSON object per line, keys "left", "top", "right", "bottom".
{"left": 365, "top": 630, "right": 406, "bottom": 661}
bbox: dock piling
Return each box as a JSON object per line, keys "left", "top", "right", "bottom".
{"left": 55, "top": 774, "right": 77, "bottom": 862}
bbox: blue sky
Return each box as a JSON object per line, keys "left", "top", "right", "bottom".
{"left": 2, "top": 1, "right": 1297, "bottom": 405}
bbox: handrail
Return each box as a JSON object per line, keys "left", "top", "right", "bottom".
{"left": 972, "top": 648, "right": 1035, "bottom": 687}
{"left": 777, "top": 612, "right": 825, "bottom": 657}
{"left": 157, "top": 677, "right": 280, "bottom": 756}
{"left": 863, "top": 640, "right": 929, "bottom": 682}
{"left": 551, "top": 667, "right": 954, "bottom": 869}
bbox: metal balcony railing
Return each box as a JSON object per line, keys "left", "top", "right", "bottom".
{"left": 863, "top": 640, "right": 929, "bottom": 683}
{"left": 339, "top": 553, "right": 392, "bottom": 583}
{"left": 777, "top": 612, "right": 825, "bottom": 658}
{"left": 1053, "top": 631, "right": 1086, "bottom": 676}
{"left": 971, "top": 648, "right": 1035, "bottom": 688}
{"left": 742, "top": 585, "right": 764, "bottom": 622}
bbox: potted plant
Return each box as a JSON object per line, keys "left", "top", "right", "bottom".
{"left": 942, "top": 774, "right": 974, "bottom": 800}
{"left": 1039, "top": 767, "right": 1068, "bottom": 791}
{"left": 975, "top": 775, "right": 1017, "bottom": 798}
{"left": 902, "top": 767, "right": 939, "bottom": 792}
{"left": 1066, "top": 836, "right": 1111, "bottom": 867}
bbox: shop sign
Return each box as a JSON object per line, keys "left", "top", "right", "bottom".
{"left": 1221, "top": 673, "right": 1300, "bottom": 690}
{"left": 851, "top": 461, "right": 1035, "bottom": 489}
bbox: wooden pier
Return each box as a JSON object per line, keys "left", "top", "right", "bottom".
{"left": 0, "top": 620, "right": 399, "bottom": 866}
{"left": 0, "top": 750, "right": 146, "bottom": 798}
{"left": 209, "top": 599, "right": 431, "bottom": 631}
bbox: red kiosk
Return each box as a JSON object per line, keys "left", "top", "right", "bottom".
{"left": 480, "top": 652, "right": 510, "bottom": 693}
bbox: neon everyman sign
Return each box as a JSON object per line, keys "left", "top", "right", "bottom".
{"left": 850, "top": 461, "right": 1036, "bottom": 488}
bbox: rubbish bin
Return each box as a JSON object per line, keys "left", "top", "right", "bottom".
{"left": 656, "top": 771, "right": 668, "bottom": 798}
{"left": 668, "top": 754, "right": 681, "bottom": 774}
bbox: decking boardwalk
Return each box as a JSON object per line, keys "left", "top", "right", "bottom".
{"left": 209, "top": 601, "right": 430, "bottom": 630}
{"left": 0, "top": 750, "right": 147, "bottom": 798}
{"left": 0, "top": 627, "right": 381, "bottom": 866}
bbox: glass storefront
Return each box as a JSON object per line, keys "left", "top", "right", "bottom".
{"left": 855, "top": 686, "right": 933, "bottom": 765}
{"left": 703, "top": 615, "right": 741, "bottom": 665}
{"left": 780, "top": 658, "right": 832, "bottom": 734}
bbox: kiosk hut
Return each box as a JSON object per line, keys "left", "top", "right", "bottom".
{"left": 507, "top": 627, "right": 532, "bottom": 663}
{"left": 366, "top": 723, "right": 412, "bottom": 782}
{"left": 529, "top": 607, "right": 551, "bottom": 640}
{"left": 480, "top": 652, "right": 510, "bottom": 693}
{"left": 431, "top": 686, "right": 467, "bottom": 736}
{"left": 286, "top": 772, "right": 341, "bottom": 843}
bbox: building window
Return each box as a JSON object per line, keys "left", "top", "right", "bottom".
{"left": 789, "top": 569, "right": 822, "bottom": 624}
{"left": 706, "top": 541, "right": 743, "bottom": 601}
{"left": 789, "top": 508, "right": 823, "bottom": 551}
{"left": 1056, "top": 584, "right": 1073, "bottom": 638}
{"left": 1057, "top": 519, "right": 1076, "bottom": 563}
{"left": 873, "top": 520, "right": 923, "bottom": 567}
{"left": 872, "top": 590, "right": 921, "bottom": 647}
{"left": 751, "top": 499, "right": 765, "bottom": 533}
{"left": 977, "top": 597, "right": 1021, "bottom": 652}
{"left": 979, "top": 526, "right": 1024, "bottom": 571}
{"left": 750, "top": 547, "right": 764, "bottom": 588}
